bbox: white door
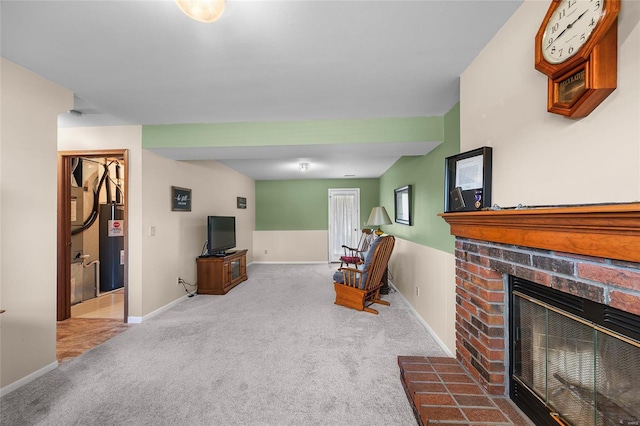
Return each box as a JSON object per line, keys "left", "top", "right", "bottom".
{"left": 328, "top": 189, "right": 360, "bottom": 263}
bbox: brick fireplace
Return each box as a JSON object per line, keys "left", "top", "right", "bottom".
{"left": 441, "top": 203, "right": 640, "bottom": 422}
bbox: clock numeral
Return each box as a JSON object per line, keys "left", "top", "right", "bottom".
{"left": 568, "top": 0, "right": 576, "bottom": 7}
{"left": 548, "top": 37, "right": 555, "bottom": 46}
{"left": 580, "top": 33, "right": 586, "bottom": 43}
{"left": 568, "top": 46, "right": 574, "bottom": 55}
{"left": 551, "top": 46, "right": 557, "bottom": 54}
{"left": 558, "top": 8, "right": 566, "bottom": 20}
{"left": 551, "top": 23, "right": 559, "bottom": 33}
{"left": 589, "top": 17, "right": 596, "bottom": 27}
{"left": 594, "top": 0, "right": 601, "bottom": 9}
{"left": 558, "top": 47, "right": 564, "bottom": 57}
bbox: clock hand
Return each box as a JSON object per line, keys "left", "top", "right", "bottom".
{"left": 545, "top": 9, "right": 589, "bottom": 50}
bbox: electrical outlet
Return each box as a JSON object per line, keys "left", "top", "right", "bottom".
{"left": 415, "top": 285, "right": 420, "bottom": 297}
{"left": 177, "top": 277, "right": 182, "bottom": 285}
{"left": 264, "top": 250, "right": 268, "bottom": 254}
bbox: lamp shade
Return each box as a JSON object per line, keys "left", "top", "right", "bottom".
{"left": 176, "top": 0, "right": 226, "bottom": 23}
{"left": 366, "top": 206, "right": 392, "bottom": 226}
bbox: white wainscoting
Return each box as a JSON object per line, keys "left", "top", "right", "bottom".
{"left": 253, "top": 230, "right": 329, "bottom": 263}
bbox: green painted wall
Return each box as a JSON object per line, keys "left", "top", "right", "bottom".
{"left": 142, "top": 117, "right": 443, "bottom": 148}
{"left": 379, "top": 104, "right": 460, "bottom": 253}
{"left": 256, "top": 179, "right": 379, "bottom": 230}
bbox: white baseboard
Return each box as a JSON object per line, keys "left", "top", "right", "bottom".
{"left": 127, "top": 293, "right": 190, "bottom": 324}
{"left": 0, "top": 361, "right": 58, "bottom": 397}
{"left": 388, "top": 280, "right": 455, "bottom": 358}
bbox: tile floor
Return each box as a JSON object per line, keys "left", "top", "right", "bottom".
{"left": 398, "top": 356, "right": 533, "bottom": 425}
{"left": 58, "top": 290, "right": 129, "bottom": 362}
{"left": 71, "top": 289, "right": 124, "bottom": 319}
{"left": 57, "top": 318, "right": 132, "bottom": 362}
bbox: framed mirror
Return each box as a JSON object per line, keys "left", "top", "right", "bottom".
{"left": 394, "top": 185, "right": 412, "bottom": 225}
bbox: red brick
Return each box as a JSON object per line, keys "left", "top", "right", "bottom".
{"left": 551, "top": 276, "right": 604, "bottom": 303}
{"left": 477, "top": 310, "right": 504, "bottom": 326}
{"left": 457, "top": 309, "right": 471, "bottom": 322}
{"left": 446, "top": 383, "right": 484, "bottom": 395}
{"left": 609, "top": 290, "right": 640, "bottom": 316}
{"left": 420, "top": 406, "right": 465, "bottom": 422}
{"left": 456, "top": 269, "right": 471, "bottom": 282}
{"left": 460, "top": 298, "right": 478, "bottom": 316}
{"left": 462, "top": 407, "right": 508, "bottom": 423}
{"left": 478, "top": 333, "right": 505, "bottom": 350}
{"left": 514, "top": 266, "right": 551, "bottom": 287}
{"left": 403, "top": 364, "right": 436, "bottom": 373}
{"left": 462, "top": 280, "right": 480, "bottom": 296}
{"left": 470, "top": 274, "right": 501, "bottom": 290}
{"left": 464, "top": 262, "right": 480, "bottom": 276}
{"left": 477, "top": 288, "right": 505, "bottom": 303}
{"left": 409, "top": 381, "right": 447, "bottom": 394}
{"left": 427, "top": 357, "right": 459, "bottom": 364}
{"left": 478, "top": 266, "right": 503, "bottom": 280}
{"left": 453, "top": 394, "right": 493, "bottom": 407}
{"left": 398, "top": 356, "right": 428, "bottom": 364}
{"left": 578, "top": 263, "right": 640, "bottom": 291}
{"left": 433, "top": 364, "right": 466, "bottom": 374}
{"left": 405, "top": 372, "right": 440, "bottom": 382}
{"left": 414, "top": 392, "right": 456, "bottom": 406}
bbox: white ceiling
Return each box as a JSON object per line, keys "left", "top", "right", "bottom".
{"left": 0, "top": 0, "right": 522, "bottom": 180}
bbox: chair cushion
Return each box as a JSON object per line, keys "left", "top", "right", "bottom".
{"left": 359, "top": 236, "right": 382, "bottom": 287}
{"left": 339, "top": 256, "right": 361, "bottom": 264}
{"left": 333, "top": 262, "right": 365, "bottom": 287}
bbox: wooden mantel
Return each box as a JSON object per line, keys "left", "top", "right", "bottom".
{"left": 440, "top": 203, "right": 640, "bottom": 264}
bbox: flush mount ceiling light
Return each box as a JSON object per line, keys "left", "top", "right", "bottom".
{"left": 298, "top": 163, "right": 310, "bottom": 172}
{"left": 175, "top": 0, "right": 226, "bottom": 23}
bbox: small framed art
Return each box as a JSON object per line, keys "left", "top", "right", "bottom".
{"left": 394, "top": 185, "right": 412, "bottom": 225}
{"left": 171, "top": 186, "right": 192, "bottom": 211}
{"left": 444, "top": 147, "right": 492, "bottom": 212}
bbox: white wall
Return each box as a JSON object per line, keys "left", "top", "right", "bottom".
{"left": 58, "top": 130, "right": 256, "bottom": 320}
{"left": 0, "top": 59, "right": 74, "bottom": 390}
{"left": 141, "top": 153, "right": 255, "bottom": 315}
{"left": 388, "top": 239, "right": 456, "bottom": 355}
{"left": 461, "top": 0, "right": 640, "bottom": 206}
{"left": 253, "top": 230, "right": 328, "bottom": 263}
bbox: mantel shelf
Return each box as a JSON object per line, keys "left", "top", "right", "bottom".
{"left": 439, "top": 203, "right": 640, "bottom": 263}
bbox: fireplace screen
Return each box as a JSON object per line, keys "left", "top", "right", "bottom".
{"left": 513, "top": 292, "right": 640, "bottom": 426}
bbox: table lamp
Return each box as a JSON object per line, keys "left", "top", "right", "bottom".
{"left": 366, "top": 206, "right": 392, "bottom": 236}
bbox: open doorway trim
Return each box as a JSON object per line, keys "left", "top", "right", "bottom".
{"left": 57, "top": 149, "right": 129, "bottom": 322}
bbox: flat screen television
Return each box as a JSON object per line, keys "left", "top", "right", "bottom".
{"left": 206, "top": 216, "right": 236, "bottom": 256}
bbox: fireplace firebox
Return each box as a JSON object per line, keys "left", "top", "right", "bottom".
{"left": 510, "top": 276, "right": 640, "bottom": 426}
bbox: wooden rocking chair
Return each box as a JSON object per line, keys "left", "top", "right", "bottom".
{"left": 339, "top": 228, "right": 374, "bottom": 267}
{"left": 333, "top": 235, "right": 395, "bottom": 314}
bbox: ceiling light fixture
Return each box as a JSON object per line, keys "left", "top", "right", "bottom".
{"left": 298, "top": 163, "right": 310, "bottom": 172}
{"left": 175, "top": 0, "right": 226, "bottom": 23}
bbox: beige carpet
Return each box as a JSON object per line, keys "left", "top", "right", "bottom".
{"left": 2, "top": 263, "right": 446, "bottom": 425}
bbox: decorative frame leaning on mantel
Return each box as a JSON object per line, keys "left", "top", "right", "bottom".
{"left": 444, "top": 147, "right": 492, "bottom": 212}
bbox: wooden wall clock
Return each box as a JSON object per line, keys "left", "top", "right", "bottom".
{"left": 535, "top": 0, "right": 620, "bottom": 118}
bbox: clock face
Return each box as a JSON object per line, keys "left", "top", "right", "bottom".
{"left": 542, "top": 0, "right": 605, "bottom": 64}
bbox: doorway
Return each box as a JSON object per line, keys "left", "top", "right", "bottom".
{"left": 328, "top": 188, "right": 360, "bottom": 263}
{"left": 57, "top": 150, "right": 128, "bottom": 322}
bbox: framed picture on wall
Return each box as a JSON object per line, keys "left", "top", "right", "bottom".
{"left": 171, "top": 186, "right": 192, "bottom": 211}
{"left": 394, "top": 185, "right": 412, "bottom": 225}
{"left": 444, "top": 147, "right": 492, "bottom": 212}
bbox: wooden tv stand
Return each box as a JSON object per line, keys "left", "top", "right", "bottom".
{"left": 196, "top": 249, "right": 248, "bottom": 295}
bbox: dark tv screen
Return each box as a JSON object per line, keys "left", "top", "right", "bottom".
{"left": 207, "top": 216, "right": 236, "bottom": 255}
